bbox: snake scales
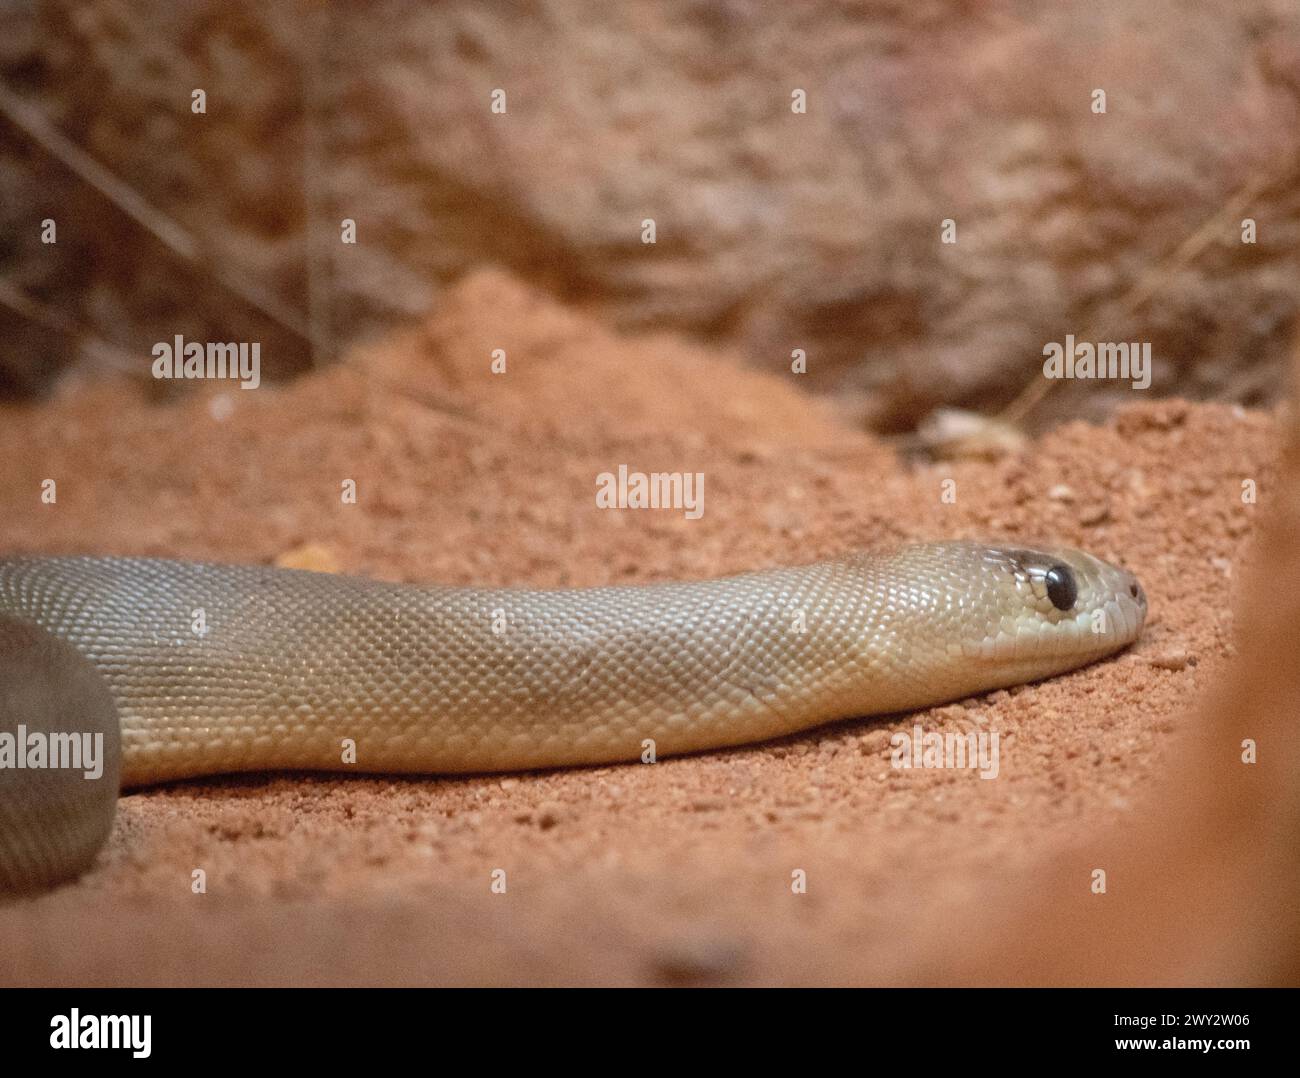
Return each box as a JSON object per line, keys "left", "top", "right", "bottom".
{"left": 0, "top": 541, "right": 1145, "bottom": 891}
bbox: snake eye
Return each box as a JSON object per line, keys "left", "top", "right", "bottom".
{"left": 1045, "top": 565, "right": 1077, "bottom": 611}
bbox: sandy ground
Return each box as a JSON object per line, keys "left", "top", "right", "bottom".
{"left": 0, "top": 272, "right": 1284, "bottom": 985}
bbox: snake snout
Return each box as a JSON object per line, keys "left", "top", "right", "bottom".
{"left": 1069, "top": 551, "right": 1147, "bottom": 651}
{"left": 968, "top": 543, "right": 1147, "bottom": 667}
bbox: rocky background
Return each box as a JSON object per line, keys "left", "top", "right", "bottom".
{"left": 2, "top": 0, "right": 1299, "bottom": 428}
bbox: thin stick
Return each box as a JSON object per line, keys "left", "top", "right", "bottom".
{"left": 299, "top": 4, "right": 332, "bottom": 367}
{"left": 0, "top": 278, "right": 142, "bottom": 377}
{"left": 999, "top": 170, "right": 1275, "bottom": 426}
{"left": 0, "top": 81, "right": 312, "bottom": 342}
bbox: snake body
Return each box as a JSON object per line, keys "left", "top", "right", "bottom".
{"left": 0, "top": 541, "right": 1145, "bottom": 890}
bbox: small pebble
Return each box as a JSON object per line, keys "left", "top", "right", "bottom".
{"left": 536, "top": 801, "right": 564, "bottom": 829}
{"left": 859, "top": 729, "right": 892, "bottom": 754}
{"left": 1148, "top": 648, "right": 1193, "bottom": 672}
{"left": 650, "top": 933, "right": 748, "bottom": 984}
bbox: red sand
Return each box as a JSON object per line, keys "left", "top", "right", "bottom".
{"left": 0, "top": 272, "right": 1288, "bottom": 985}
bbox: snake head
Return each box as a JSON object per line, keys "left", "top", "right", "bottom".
{"left": 966, "top": 542, "right": 1147, "bottom": 674}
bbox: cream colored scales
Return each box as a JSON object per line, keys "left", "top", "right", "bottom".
{"left": 0, "top": 541, "right": 1145, "bottom": 889}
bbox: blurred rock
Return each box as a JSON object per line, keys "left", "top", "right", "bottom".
{"left": 2, "top": 0, "right": 1298, "bottom": 429}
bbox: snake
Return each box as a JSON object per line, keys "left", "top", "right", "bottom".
{"left": 0, "top": 541, "right": 1145, "bottom": 891}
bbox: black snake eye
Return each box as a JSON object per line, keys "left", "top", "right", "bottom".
{"left": 1045, "top": 565, "right": 1077, "bottom": 611}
